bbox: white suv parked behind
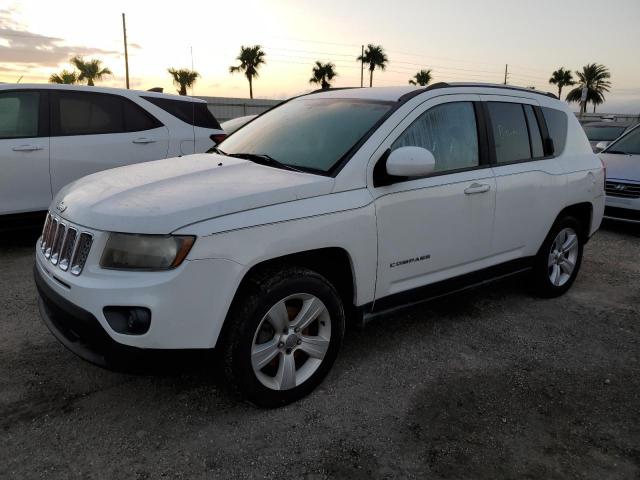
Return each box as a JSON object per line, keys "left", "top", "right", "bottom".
{"left": 0, "top": 84, "right": 225, "bottom": 223}
{"left": 34, "top": 83, "right": 604, "bottom": 406}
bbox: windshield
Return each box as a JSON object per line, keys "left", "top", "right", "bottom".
{"left": 605, "top": 126, "right": 640, "bottom": 155}
{"left": 218, "top": 98, "right": 393, "bottom": 174}
{"left": 583, "top": 125, "right": 626, "bottom": 142}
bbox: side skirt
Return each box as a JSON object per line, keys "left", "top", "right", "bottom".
{"left": 358, "top": 257, "right": 534, "bottom": 325}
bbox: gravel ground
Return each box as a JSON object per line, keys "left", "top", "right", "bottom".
{"left": 0, "top": 221, "right": 638, "bottom": 479}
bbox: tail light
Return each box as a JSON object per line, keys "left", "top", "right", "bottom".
{"left": 210, "top": 133, "right": 227, "bottom": 145}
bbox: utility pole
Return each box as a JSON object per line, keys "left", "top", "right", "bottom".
{"left": 503, "top": 64, "right": 508, "bottom": 85}
{"left": 360, "top": 45, "right": 364, "bottom": 88}
{"left": 122, "top": 13, "right": 130, "bottom": 89}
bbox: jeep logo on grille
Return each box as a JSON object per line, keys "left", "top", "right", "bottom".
{"left": 56, "top": 201, "right": 67, "bottom": 212}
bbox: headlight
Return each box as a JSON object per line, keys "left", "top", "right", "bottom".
{"left": 100, "top": 233, "right": 195, "bottom": 271}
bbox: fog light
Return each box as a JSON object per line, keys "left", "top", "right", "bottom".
{"left": 104, "top": 307, "right": 151, "bottom": 335}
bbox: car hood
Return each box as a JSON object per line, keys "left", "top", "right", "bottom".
{"left": 600, "top": 153, "right": 640, "bottom": 183}
{"left": 54, "top": 154, "right": 334, "bottom": 234}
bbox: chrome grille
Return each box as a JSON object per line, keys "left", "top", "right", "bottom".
{"left": 605, "top": 181, "right": 640, "bottom": 199}
{"left": 39, "top": 213, "right": 93, "bottom": 276}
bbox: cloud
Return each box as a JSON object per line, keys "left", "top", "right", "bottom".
{"left": 0, "top": 7, "right": 118, "bottom": 67}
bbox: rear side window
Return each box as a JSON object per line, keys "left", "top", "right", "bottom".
{"left": 392, "top": 101, "right": 479, "bottom": 172}
{"left": 487, "top": 102, "right": 530, "bottom": 163}
{"left": 141, "top": 96, "right": 221, "bottom": 129}
{"left": 53, "top": 91, "right": 161, "bottom": 136}
{"left": 0, "top": 91, "right": 39, "bottom": 139}
{"left": 541, "top": 107, "right": 568, "bottom": 154}
{"left": 524, "top": 105, "right": 544, "bottom": 158}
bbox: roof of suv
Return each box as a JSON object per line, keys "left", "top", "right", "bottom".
{"left": 306, "top": 82, "right": 558, "bottom": 102}
{"left": 0, "top": 83, "right": 207, "bottom": 103}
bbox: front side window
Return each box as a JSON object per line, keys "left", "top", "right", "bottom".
{"left": 606, "top": 126, "right": 640, "bottom": 155}
{"left": 0, "top": 91, "right": 39, "bottom": 139}
{"left": 219, "top": 98, "right": 392, "bottom": 173}
{"left": 487, "top": 102, "right": 531, "bottom": 163}
{"left": 392, "top": 102, "right": 479, "bottom": 172}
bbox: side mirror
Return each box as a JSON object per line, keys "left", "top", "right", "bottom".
{"left": 595, "top": 141, "right": 610, "bottom": 152}
{"left": 386, "top": 146, "right": 436, "bottom": 177}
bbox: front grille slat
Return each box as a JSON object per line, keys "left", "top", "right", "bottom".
{"left": 40, "top": 214, "right": 52, "bottom": 252}
{"left": 70, "top": 232, "right": 93, "bottom": 276}
{"left": 44, "top": 219, "right": 58, "bottom": 259}
{"left": 50, "top": 224, "right": 66, "bottom": 265}
{"left": 59, "top": 228, "right": 77, "bottom": 271}
{"left": 40, "top": 213, "right": 93, "bottom": 276}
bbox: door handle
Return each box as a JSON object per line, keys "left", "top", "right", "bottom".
{"left": 132, "top": 138, "right": 156, "bottom": 144}
{"left": 464, "top": 183, "right": 491, "bottom": 195}
{"left": 12, "top": 145, "right": 43, "bottom": 152}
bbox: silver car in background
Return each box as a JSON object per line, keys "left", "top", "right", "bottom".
{"left": 600, "top": 124, "right": 640, "bottom": 223}
{"left": 583, "top": 121, "right": 635, "bottom": 152}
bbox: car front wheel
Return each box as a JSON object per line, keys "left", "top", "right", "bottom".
{"left": 220, "top": 266, "right": 345, "bottom": 407}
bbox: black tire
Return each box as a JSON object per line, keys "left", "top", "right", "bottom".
{"left": 219, "top": 265, "right": 345, "bottom": 407}
{"left": 531, "top": 216, "right": 585, "bottom": 298}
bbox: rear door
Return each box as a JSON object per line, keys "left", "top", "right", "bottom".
{"left": 49, "top": 90, "right": 169, "bottom": 194}
{"left": 481, "top": 96, "right": 565, "bottom": 259}
{"left": 0, "top": 89, "right": 51, "bottom": 214}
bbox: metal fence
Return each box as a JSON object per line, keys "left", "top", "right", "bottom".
{"left": 198, "top": 96, "right": 281, "bottom": 123}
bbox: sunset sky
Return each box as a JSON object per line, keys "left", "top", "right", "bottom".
{"left": 1, "top": 0, "right": 639, "bottom": 112}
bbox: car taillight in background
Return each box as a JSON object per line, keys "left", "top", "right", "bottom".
{"left": 210, "top": 133, "right": 227, "bottom": 145}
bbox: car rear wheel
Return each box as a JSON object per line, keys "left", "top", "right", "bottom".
{"left": 220, "top": 266, "right": 345, "bottom": 407}
{"left": 531, "top": 216, "right": 584, "bottom": 297}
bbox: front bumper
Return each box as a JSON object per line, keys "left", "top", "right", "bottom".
{"left": 604, "top": 195, "right": 640, "bottom": 224}
{"left": 35, "top": 240, "right": 245, "bottom": 351}
{"left": 34, "top": 264, "right": 139, "bottom": 367}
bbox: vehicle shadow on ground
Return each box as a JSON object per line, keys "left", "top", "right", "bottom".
{"left": 601, "top": 218, "right": 640, "bottom": 237}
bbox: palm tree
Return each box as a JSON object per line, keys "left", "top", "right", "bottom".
{"left": 229, "top": 45, "right": 266, "bottom": 99}
{"left": 70, "top": 56, "right": 112, "bottom": 86}
{"left": 548, "top": 67, "right": 575, "bottom": 100}
{"left": 357, "top": 44, "right": 388, "bottom": 87}
{"left": 167, "top": 68, "right": 199, "bottom": 96}
{"left": 49, "top": 69, "right": 78, "bottom": 84}
{"left": 566, "top": 63, "right": 611, "bottom": 113}
{"left": 309, "top": 61, "right": 337, "bottom": 90}
{"left": 409, "top": 69, "right": 432, "bottom": 86}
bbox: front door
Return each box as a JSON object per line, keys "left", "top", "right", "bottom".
{"left": 371, "top": 96, "right": 496, "bottom": 301}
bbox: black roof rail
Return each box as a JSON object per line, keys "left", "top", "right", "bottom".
{"left": 401, "top": 82, "right": 558, "bottom": 102}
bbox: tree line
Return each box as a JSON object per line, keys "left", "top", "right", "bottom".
{"left": 49, "top": 46, "right": 612, "bottom": 112}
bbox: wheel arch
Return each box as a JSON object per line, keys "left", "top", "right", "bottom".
{"left": 229, "top": 247, "right": 358, "bottom": 320}
{"left": 554, "top": 202, "right": 593, "bottom": 241}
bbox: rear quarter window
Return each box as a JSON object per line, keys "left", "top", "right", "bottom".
{"left": 542, "top": 107, "right": 568, "bottom": 155}
{"left": 141, "top": 96, "right": 221, "bottom": 129}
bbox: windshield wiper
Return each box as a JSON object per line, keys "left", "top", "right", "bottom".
{"left": 227, "top": 152, "right": 306, "bottom": 173}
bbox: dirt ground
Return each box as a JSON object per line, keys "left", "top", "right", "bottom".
{"left": 0, "top": 221, "right": 638, "bottom": 479}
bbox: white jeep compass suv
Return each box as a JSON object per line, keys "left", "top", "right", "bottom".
{"left": 34, "top": 83, "right": 605, "bottom": 407}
